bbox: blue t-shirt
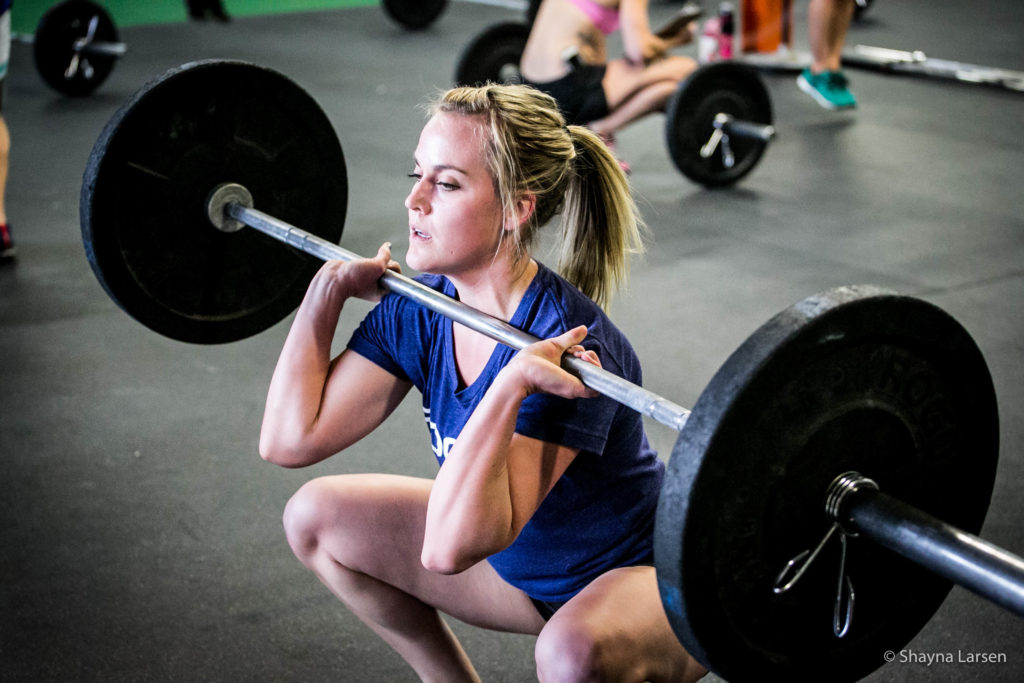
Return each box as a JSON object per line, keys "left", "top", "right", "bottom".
{"left": 347, "top": 262, "right": 663, "bottom": 601}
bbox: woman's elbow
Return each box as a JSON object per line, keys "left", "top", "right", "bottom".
{"left": 258, "top": 441, "right": 302, "bottom": 468}
{"left": 420, "top": 545, "right": 479, "bottom": 575}
{"left": 258, "top": 432, "right": 323, "bottom": 468}
{"left": 420, "top": 532, "right": 506, "bottom": 575}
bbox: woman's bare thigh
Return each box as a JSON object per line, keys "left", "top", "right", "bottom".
{"left": 603, "top": 55, "right": 697, "bottom": 108}
{"left": 285, "top": 472, "right": 547, "bottom": 635}
{"left": 538, "top": 565, "right": 707, "bottom": 682}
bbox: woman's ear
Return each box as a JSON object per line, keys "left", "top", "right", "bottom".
{"left": 506, "top": 192, "right": 537, "bottom": 232}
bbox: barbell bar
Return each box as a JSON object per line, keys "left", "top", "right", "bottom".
{"left": 207, "top": 182, "right": 692, "bottom": 432}
{"left": 81, "top": 59, "right": 1022, "bottom": 682}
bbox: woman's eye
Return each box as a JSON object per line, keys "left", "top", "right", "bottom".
{"left": 407, "top": 172, "right": 457, "bottom": 191}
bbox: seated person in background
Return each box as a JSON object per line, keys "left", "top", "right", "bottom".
{"left": 520, "top": 0, "right": 699, "bottom": 168}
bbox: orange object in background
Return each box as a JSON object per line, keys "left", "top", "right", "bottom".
{"left": 741, "top": 0, "right": 793, "bottom": 54}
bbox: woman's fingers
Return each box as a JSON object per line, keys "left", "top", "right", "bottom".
{"left": 316, "top": 242, "right": 402, "bottom": 302}
{"left": 569, "top": 345, "right": 602, "bottom": 368}
{"left": 510, "top": 326, "right": 602, "bottom": 399}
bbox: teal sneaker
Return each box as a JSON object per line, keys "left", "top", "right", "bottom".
{"left": 797, "top": 68, "right": 857, "bottom": 110}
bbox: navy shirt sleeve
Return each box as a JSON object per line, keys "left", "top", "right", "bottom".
{"left": 345, "top": 273, "right": 448, "bottom": 392}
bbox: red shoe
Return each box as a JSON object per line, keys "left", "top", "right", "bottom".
{"left": 1, "top": 223, "right": 16, "bottom": 262}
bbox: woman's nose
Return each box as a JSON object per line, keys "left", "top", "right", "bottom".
{"left": 405, "top": 178, "right": 430, "bottom": 214}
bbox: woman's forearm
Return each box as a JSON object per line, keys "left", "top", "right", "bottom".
{"left": 620, "top": 0, "right": 655, "bottom": 61}
{"left": 422, "top": 327, "right": 595, "bottom": 573}
{"left": 421, "top": 368, "right": 527, "bottom": 573}
{"left": 259, "top": 270, "right": 350, "bottom": 466}
{"left": 260, "top": 247, "right": 398, "bottom": 467}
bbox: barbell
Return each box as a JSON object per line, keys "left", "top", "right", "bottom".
{"left": 14, "top": 0, "right": 127, "bottom": 97}
{"left": 454, "top": 23, "right": 776, "bottom": 187}
{"left": 80, "top": 59, "right": 1023, "bottom": 682}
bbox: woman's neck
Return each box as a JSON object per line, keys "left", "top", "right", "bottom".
{"left": 448, "top": 258, "right": 539, "bottom": 323}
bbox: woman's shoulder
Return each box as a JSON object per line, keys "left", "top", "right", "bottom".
{"left": 530, "top": 262, "right": 600, "bottom": 315}
{"left": 543, "top": 262, "right": 642, "bottom": 369}
{"left": 529, "top": 264, "right": 636, "bottom": 357}
{"left": 533, "top": 263, "right": 615, "bottom": 316}
{"left": 359, "top": 272, "right": 453, "bottom": 344}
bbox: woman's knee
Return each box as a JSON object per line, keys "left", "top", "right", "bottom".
{"left": 535, "top": 618, "right": 607, "bottom": 683}
{"left": 670, "top": 55, "right": 698, "bottom": 81}
{"left": 283, "top": 474, "right": 430, "bottom": 568}
{"left": 282, "top": 477, "right": 345, "bottom": 561}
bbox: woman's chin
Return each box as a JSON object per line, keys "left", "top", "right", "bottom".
{"left": 405, "top": 249, "right": 430, "bottom": 274}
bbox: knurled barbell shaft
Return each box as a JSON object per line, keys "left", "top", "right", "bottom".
{"left": 830, "top": 473, "right": 1024, "bottom": 616}
{"left": 221, "top": 194, "right": 693, "bottom": 432}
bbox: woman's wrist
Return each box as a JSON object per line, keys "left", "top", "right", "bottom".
{"left": 494, "top": 360, "right": 534, "bottom": 402}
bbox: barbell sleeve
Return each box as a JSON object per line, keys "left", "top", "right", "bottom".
{"left": 222, "top": 196, "right": 692, "bottom": 432}
{"left": 830, "top": 473, "right": 1024, "bottom": 617}
{"left": 714, "top": 113, "right": 776, "bottom": 144}
{"left": 80, "top": 41, "right": 128, "bottom": 57}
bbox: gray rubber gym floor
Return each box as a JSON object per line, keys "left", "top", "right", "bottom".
{"left": 2, "top": 1, "right": 1023, "bottom": 681}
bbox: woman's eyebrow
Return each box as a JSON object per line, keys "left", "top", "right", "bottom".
{"left": 431, "top": 164, "right": 468, "bottom": 176}
{"left": 412, "top": 156, "right": 469, "bottom": 176}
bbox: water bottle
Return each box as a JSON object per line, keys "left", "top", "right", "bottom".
{"left": 719, "top": 2, "right": 735, "bottom": 60}
{"left": 699, "top": 2, "right": 735, "bottom": 63}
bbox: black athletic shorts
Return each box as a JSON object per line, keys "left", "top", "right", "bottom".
{"left": 530, "top": 596, "right": 566, "bottom": 621}
{"left": 528, "top": 560, "right": 655, "bottom": 621}
{"left": 523, "top": 63, "right": 610, "bottom": 125}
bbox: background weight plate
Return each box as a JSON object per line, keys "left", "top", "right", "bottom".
{"left": 382, "top": 0, "right": 447, "bottom": 30}
{"left": 454, "top": 22, "right": 530, "bottom": 87}
{"left": 34, "top": 0, "right": 119, "bottom": 96}
{"left": 665, "top": 62, "right": 773, "bottom": 187}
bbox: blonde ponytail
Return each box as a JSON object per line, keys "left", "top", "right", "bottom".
{"left": 431, "top": 84, "right": 644, "bottom": 309}
{"left": 556, "top": 125, "right": 645, "bottom": 309}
